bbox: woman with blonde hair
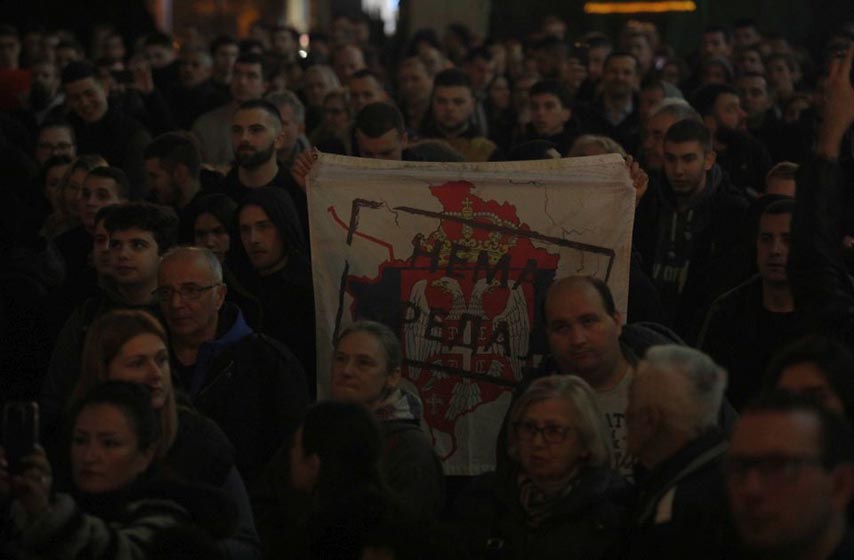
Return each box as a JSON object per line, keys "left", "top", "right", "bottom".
{"left": 452, "top": 375, "right": 629, "bottom": 559}
{"left": 74, "top": 308, "right": 261, "bottom": 559}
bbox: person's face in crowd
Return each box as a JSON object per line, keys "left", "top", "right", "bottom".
{"left": 303, "top": 69, "right": 334, "bottom": 107}
{"left": 432, "top": 85, "right": 475, "bottom": 132}
{"left": 756, "top": 211, "right": 791, "bottom": 286}
{"left": 626, "top": 35, "right": 653, "bottom": 74}
{"left": 564, "top": 56, "right": 588, "bottom": 93}
{"left": 700, "top": 31, "right": 731, "bottom": 60}
{"left": 587, "top": 45, "right": 612, "bottom": 81}
{"left": 179, "top": 50, "right": 211, "bottom": 89}
{"left": 31, "top": 61, "right": 60, "bottom": 96}
{"left": 348, "top": 75, "right": 387, "bottom": 113}
{"left": 268, "top": 72, "right": 289, "bottom": 96}
{"left": 332, "top": 45, "right": 365, "bottom": 84}
{"left": 80, "top": 175, "right": 125, "bottom": 232}
{"left": 738, "top": 50, "right": 765, "bottom": 75}
{"left": 663, "top": 140, "right": 714, "bottom": 196}
{"left": 144, "top": 158, "right": 180, "bottom": 206}
{"left": 512, "top": 75, "right": 538, "bottom": 114}
{"left": 276, "top": 103, "right": 302, "bottom": 155}
{"left": 534, "top": 48, "right": 561, "bottom": 79}
{"left": 239, "top": 204, "right": 286, "bottom": 275}
{"left": 331, "top": 330, "right": 401, "bottom": 408}
{"left": 323, "top": 96, "right": 350, "bottom": 132}
{"left": 356, "top": 128, "right": 406, "bottom": 161}
{"left": 488, "top": 75, "right": 511, "bottom": 111}
{"left": 734, "top": 26, "right": 761, "bottom": 49}
{"left": 701, "top": 63, "right": 730, "bottom": 86}
{"left": 542, "top": 19, "right": 567, "bottom": 40}
{"left": 738, "top": 75, "right": 772, "bottom": 119}
{"left": 271, "top": 29, "right": 296, "bottom": 57}
{"left": 290, "top": 426, "right": 319, "bottom": 492}
{"left": 727, "top": 411, "right": 851, "bottom": 555}
{"left": 767, "top": 59, "right": 795, "bottom": 95}
{"left": 230, "top": 61, "right": 267, "bottom": 103}
{"left": 530, "top": 93, "right": 570, "bottom": 137}
{"left": 44, "top": 161, "right": 71, "bottom": 208}
{"left": 65, "top": 76, "right": 109, "bottom": 124}
{"left": 103, "top": 34, "right": 126, "bottom": 64}
{"left": 145, "top": 43, "right": 175, "bottom": 69}
{"left": 107, "top": 333, "right": 172, "bottom": 410}
{"left": 92, "top": 217, "right": 112, "bottom": 278}
{"left": 515, "top": 397, "right": 587, "bottom": 486}
{"left": 466, "top": 55, "right": 495, "bottom": 93}
{"left": 638, "top": 86, "right": 665, "bottom": 121}
{"left": 0, "top": 33, "right": 20, "bottom": 69}
{"left": 64, "top": 167, "right": 88, "bottom": 215}
{"left": 712, "top": 92, "right": 746, "bottom": 131}
{"left": 418, "top": 45, "right": 446, "bottom": 76}
{"left": 71, "top": 403, "right": 156, "bottom": 494}
{"left": 212, "top": 43, "right": 239, "bottom": 80}
{"left": 109, "top": 228, "right": 160, "bottom": 287}
{"left": 231, "top": 107, "right": 283, "bottom": 169}
{"left": 660, "top": 61, "right": 682, "bottom": 86}
{"left": 36, "top": 125, "right": 75, "bottom": 164}
{"left": 545, "top": 281, "right": 623, "bottom": 382}
{"left": 641, "top": 111, "right": 678, "bottom": 171}
{"left": 602, "top": 55, "right": 638, "bottom": 99}
{"left": 157, "top": 254, "right": 226, "bottom": 342}
{"left": 194, "top": 213, "right": 230, "bottom": 263}
{"left": 398, "top": 58, "right": 433, "bottom": 104}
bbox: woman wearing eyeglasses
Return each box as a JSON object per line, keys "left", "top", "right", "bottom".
{"left": 451, "top": 375, "right": 629, "bottom": 560}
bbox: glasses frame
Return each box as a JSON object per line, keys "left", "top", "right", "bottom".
{"left": 152, "top": 283, "right": 221, "bottom": 302}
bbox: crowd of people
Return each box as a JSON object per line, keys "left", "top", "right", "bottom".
{"left": 0, "top": 9, "right": 854, "bottom": 559}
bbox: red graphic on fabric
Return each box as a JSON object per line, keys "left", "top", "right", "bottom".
{"left": 347, "top": 182, "right": 560, "bottom": 460}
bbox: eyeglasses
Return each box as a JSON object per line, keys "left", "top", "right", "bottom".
{"left": 37, "top": 141, "right": 74, "bottom": 152}
{"left": 152, "top": 283, "right": 220, "bottom": 302}
{"left": 513, "top": 420, "right": 573, "bottom": 444}
{"left": 724, "top": 453, "right": 825, "bottom": 483}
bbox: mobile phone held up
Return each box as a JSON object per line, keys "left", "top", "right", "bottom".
{"left": 2, "top": 402, "right": 39, "bottom": 476}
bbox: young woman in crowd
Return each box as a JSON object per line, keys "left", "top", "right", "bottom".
{"left": 73, "top": 309, "right": 261, "bottom": 559}
{"left": 42, "top": 154, "right": 106, "bottom": 240}
{"left": 450, "top": 375, "right": 629, "bottom": 559}
{"left": 0, "top": 381, "right": 234, "bottom": 558}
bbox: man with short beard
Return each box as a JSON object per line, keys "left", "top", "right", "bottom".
{"left": 220, "top": 99, "right": 308, "bottom": 235}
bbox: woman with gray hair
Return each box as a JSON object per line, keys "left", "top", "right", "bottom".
{"left": 451, "top": 375, "right": 629, "bottom": 559}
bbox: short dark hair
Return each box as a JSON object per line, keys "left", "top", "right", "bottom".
{"left": 743, "top": 391, "right": 854, "bottom": 469}
{"left": 94, "top": 203, "right": 120, "bottom": 228}
{"left": 70, "top": 381, "right": 161, "bottom": 453}
{"left": 530, "top": 79, "right": 573, "bottom": 110}
{"left": 604, "top": 51, "right": 639, "bottom": 72}
{"left": 433, "top": 67, "right": 473, "bottom": 93}
{"left": 355, "top": 102, "right": 404, "bottom": 138}
{"left": 465, "top": 46, "right": 492, "bottom": 64}
{"left": 664, "top": 118, "right": 712, "bottom": 151}
{"left": 184, "top": 193, "right": 238, "bottom": 241}
{"left": 87, "top": 166, "right": 130, "bottom": 200}
{"left": 143, "top": 132, "right": 201, "bottom": 178}
{"left": 61, "top": 60, "right": 97, "bottom": 85}
{"left": 546, "top": 276, "right": 617, "bottom": 319}
{"left": 209, "top": 34, "right": 238, "bottom": 55}
{"left": 39, "top": 118, "right": 75, "bottom": 141}
{"left": 103, "top": 202, "right": 179, "bottom": 254}
{"left": 764, "top": 336, "right": 854, "bottom": 426}
{"left": 533, "top": 36, "right": 568, "bottom": 60}
{"left": 733, "top": 18, "right": 759, "bottom": 31}
{"left": 235, "top": 51, "right": 271, "bottom": 81}
{"left": 235, "top": 98, "right": 282, "bottom": 124}
{"left": 761, "top": 197, "right": 795, "bottom": 218}
{"left": 350, "top": 67, "right": 384, "bottom": 86}
{"left": 691, "top": 83, "right": 740, "bottom": 117}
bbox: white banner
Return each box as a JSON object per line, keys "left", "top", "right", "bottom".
{"left": 308, "top": 152, "right": 635, "bottom": 475}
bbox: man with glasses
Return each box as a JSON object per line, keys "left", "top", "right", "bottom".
{"left": 624, "top": 345, "right": 733, "bottom": 560}
{"left": 726, "top": 392, "right": 854, "bottom": 559}
{"left": 156, "top": 246, "right": 308, "bottom": 486}
{"left": 34, "top": 120, "right": 76, "bottom": 165}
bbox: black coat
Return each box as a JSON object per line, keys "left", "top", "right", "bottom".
{"left": 450, "top": 465, "right": 630, "bottom": 560}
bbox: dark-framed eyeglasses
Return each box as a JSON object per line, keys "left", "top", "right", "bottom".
{"left": 513, "top": 420, "right": 573, "bottom": 445}
{"left": 152, "top": 283, "right": 220, "bottom": 302}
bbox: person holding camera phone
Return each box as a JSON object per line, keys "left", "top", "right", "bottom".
{"left": 0, "top": 382, "right": 235, "bottom": 559}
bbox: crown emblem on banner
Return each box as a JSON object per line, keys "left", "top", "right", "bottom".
{"left": 420, "top": 198, "right": 519, "bottom": 266}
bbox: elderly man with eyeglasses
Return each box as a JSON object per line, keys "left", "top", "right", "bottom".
{"left": 156, "top": 245, "right": 308, "bottom": 487}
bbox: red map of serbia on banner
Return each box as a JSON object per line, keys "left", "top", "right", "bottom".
{"left": 308, "top": 154, "right": 634, "bottom": 475}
